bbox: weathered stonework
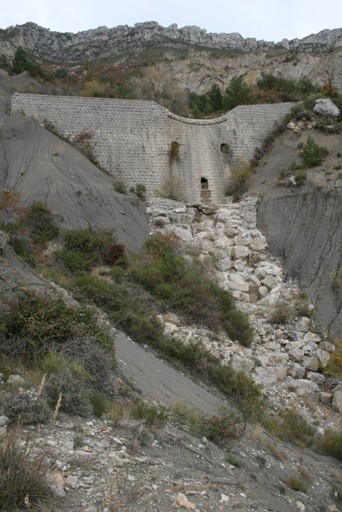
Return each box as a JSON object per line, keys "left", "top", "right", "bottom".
{"left": 11, "top": 93, "right": 294, "bottom": 204}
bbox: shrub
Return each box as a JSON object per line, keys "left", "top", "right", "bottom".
{"left": 157, "top": 175, "right": 186, "bottom": 201}
{"left": 171, "top": 402, "right": 244, "bottom": 444}
{"left": 45, "top": 370, "right": 92, "bottom": 416}
{"left": 0, "top": 189, "right": 27, "bottom": 227}
{"left": 321, "top": 430, "right": 342, "bottom": 461}
{"left": 325, "top": 337, "right": 342, "bottom": 378}
{"left": 287, "top": 476, "right": 308, "bottom": 493}
{"left": 332, "top": 270, "right": 342, "bottom": 293}
{"left": 199, "top": 408, "right": 245, "bottom": 443}
{"left": 27, "top": 201, "right": 59, "bottom": 245}
{"left": 104, "top": 242, "right": 126, "bottom": 267}
{"left": 72, "top": 130, "right": 99, "bottom": 166}
{"left": 64, "top": 225, "right": 114, "bottom": 254}
{"left": 155, "top": 283, "right": 173, "bottom": 299}
{"left": 75, "top": 274, "right": 112, "bottom": 295}
{"left": 169, "top": 141, "right": 180, "bottom": 162}
{"left": 129, "top": 264, "right": 164, "bottom": 291}
{"left": 135, "top": 183, "right": 146, "bottom": 201}
{"left": 58, "top": 336, "right": 113, "bottom": 391}
{"left": 0, "top": 429, "right": 53, "bottom": 511}
{"left": 113, "top": 178, "right": 127, "bottom": 194}
{"left": 109, "top": 266, "right": 126, "bottom": 282}
{"left": 280, "top": 409, "right": 315, "bottom": 447}
{"left": 270, "top": 301, "right": 295, "bottom": 324}
{"left": 89, "top": 390, "right": 107, "bottom": 417}
{"left": 61, "top": 226, "right": 115, "bottom": 271}
{"left": 302, "top": 136, "right": 323, "bottom": 168}
{"left": 226, "top": 158, "right": 253, "bottom": 201}
{"left": 2, "top": 388, "right": 52, "bottom": 424}
{"left": 221, "top": 309, "right": 253, "bottom": 347}
{"left": 0, "top": 291, "right": 114, "bottom": 364}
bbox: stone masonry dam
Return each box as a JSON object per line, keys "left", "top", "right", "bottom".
{"left": 11, "top": 94, "right": 294, "bottom": 204}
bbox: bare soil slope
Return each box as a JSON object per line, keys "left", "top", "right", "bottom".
{"left": 0, "top": 71, "right": 150, "bottom": 251}
{"left": 252, "top": 129, "right": 342, "bottom": 336}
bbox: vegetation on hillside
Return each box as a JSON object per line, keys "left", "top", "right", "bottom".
{"left": 2, "top": 45, "right": 342, "bottom": 119}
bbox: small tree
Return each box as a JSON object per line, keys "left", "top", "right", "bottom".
{"left": 208, "top": 84, "right": 223, "bottom": 111}
{"left": 11, "top": 46, "right": 29, "bottom": 74}
{"left": 223, "top": 77, "right": 251, "bottom": 111}
{"left": 302, "top": 136, "right": 323, "bottom": 168}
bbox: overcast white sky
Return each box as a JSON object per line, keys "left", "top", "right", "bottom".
{"left": 1, "top": 0, "right": 341, "bottom": 42}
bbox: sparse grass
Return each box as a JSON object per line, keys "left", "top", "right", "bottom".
{"left": 131, "top": 401, "right": 168, "bottom": 427}
{"left": 171, "top": 401, "right": 245, "bottom": 444}
{"left": 287, "top": 476, "right": 308, "bottom": 493}
{"left": 107, "top": 401, "right": 132, "bottom": 424}
{"left": 226, "top": 454, "right": 240, "bottom": 467}
{"left": 0, "top": 429, "right": 53, "bottom": 511}
{"left": 279, "top": 409, "right": 315, "bottom": 447}
{"left": 276, "top": 161, "right": 307, "bottom": 187}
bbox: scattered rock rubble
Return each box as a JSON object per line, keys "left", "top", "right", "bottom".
{"left": 0, "top": 413, "right": 341, "bottom": 512}
{"left": 147, "top": 197, "right": 342, "bottom": 414}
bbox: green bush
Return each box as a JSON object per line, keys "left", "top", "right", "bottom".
{"left": 27, "top": 201, "right": 59, "bottom": 245}
{"left": 89, "top": 390, "right": 107, "bottom": 417}
{"left": 59, "top": 248, "right": 94, "bottom": 272}
{"left": 222, "top": 309, "right": 253, "bottom": 347}
{"left": 75, "top": 274, "right": 112, "bottom": 294}
{"left": 135, "top": 183, "right": 146, "bottom": 201}
{"left": 60, "top": 226, "right": 115, "bottom": 272}
{"left": 129, "top": 264, "right": 164, "bottom": 290}
{"left": 64, "top": 225, "right": 114, "bottom": 255}
{"left": 155, "top": 283, "right": 173, "bottom": 299}
{"left": 109, "top": 266, "right": 126, "bottom": 282}
{"left": 0, "top": 291, "right": 114, "bottom": 364}
{"left": 113, "top": 177, "right": 127, "bottom": 194}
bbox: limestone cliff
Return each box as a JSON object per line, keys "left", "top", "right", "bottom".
{"left": 1, "top": 22, "right": 342, "bottom": 63}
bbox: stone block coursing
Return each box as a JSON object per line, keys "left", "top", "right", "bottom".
{"left": 11, "top": 94, "right": 294, "bottom": 204}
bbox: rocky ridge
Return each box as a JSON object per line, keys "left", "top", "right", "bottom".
{"left": 1, "top": 22, "right": 342, "bottom": 63}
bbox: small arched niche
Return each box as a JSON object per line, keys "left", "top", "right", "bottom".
{"left": 201, "top": 177, "right": 209, "bottom": 190}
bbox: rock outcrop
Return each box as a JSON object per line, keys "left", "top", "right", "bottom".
{"left": 1, "top": 22, "right": 342, "bottom": 63}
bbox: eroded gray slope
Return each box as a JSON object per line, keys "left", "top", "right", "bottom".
{"left": 0, "top": 113, "right": 150, "bottom": 250}
{"left": 253, "top": 130, "right": 342, "bottom": 336}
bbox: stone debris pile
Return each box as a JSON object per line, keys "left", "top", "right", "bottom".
{"left": 147, "top": 197, "right": 341, "bottom": 410}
